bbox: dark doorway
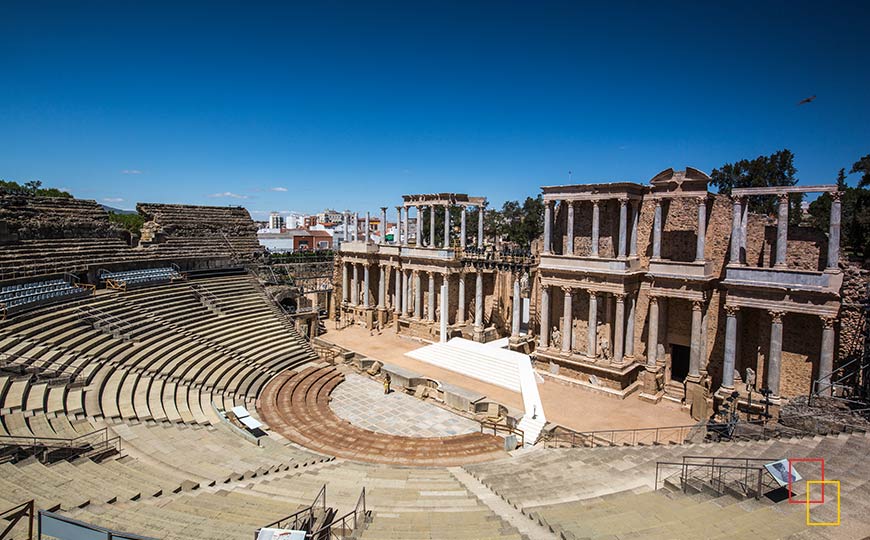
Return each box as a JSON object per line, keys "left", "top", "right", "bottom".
{"left": 670, "top": 344, "right": 690, "bottom": 382}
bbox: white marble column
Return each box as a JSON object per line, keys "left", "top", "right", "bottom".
{"left": 394, "top": 268, "right": 402, "bottom": 316}
{"left": 457, "top": 273, "right": 466, "bottom": 324}
{"left": 613, "top": 293, "right": 625, "bottom": 364}
{"left": 380, "top": 207, "right": 387, "bottom": 244}
{"left": 540, "top": 284, "right": 550, "bottom": 348}
{"left": 543, "top": 201, "right": 553, "bottom": 254}
{"left": 646, "top": 296, "right": 659, "bottom": 367}
{"left": 443, "top": 204, "right": 451, "bottom": 248}
{"left": 652, "top": 199, "right": 662, "bottom": 260}
{"left": 625, "top": 293, "right": 636, "bottom": 357}
{"left": 511, "top": 274, "right": 521, "bottom": 338}
{"left": 561, "top": 287, "right": 573, "bottom": 354}
{"left": 730, "top": 196, "right": 742, "bottom": 264}
{"left": 740, "top": 200, "right": 749, "bottom": 261}
{"left": 403, "top": 207, "right": 410, "bottom": 247}
{"left": 566, "top": 201, "right": 575, "bottom": 256}
{"left": 395, "top": 206, "right": 403, "bottom": 245}
{"left": 460, "top": 207, "right": 467, "bottom": 249}
{"left": 377, "top": 265, "right": 385, "bottom": 308}
{"left": 695, "top": 197, "right": 706, "bottom": 262}
{"left": 426, "top": 205, "right": 434, "bottom": 247}
{"left": 477, "top": 205, "right": 485, "bottom": 249}
{"left": 591, "top": 200, "right": 600, "bottom": 257}
{"left": 768, "top": 310, "right": 784, "bottom": 397}
{"left": 688, "top": 300, "right": 703, "bottom": 380}
{"left": 428, "top": 272, "right": 436, "bottom": 321}
{"left": 417, "top": 206, "right": 424, "bottom": 246}
{"left": 401, "top": 270, "right": 409, "bottom": 314}
{"left": 474, "top": 270, "right": 484, "bottom": 334}
{"left": 351, "top": 264, "right": 359, "bottom": 305}
{"left": 721, "top": 305, "right": 739, "bottom": 389}
{"left": 618, "top": 198, "right": 628, "bottom": 258}
{"left": 341, "top": 262, "right": 349, "bottom": 303}
{"left": 629, "top": 201, "right": 639, "bottom": 257}
{"left": 414, "top": 271, "right": 422, "bottom": 319}
{"left": 363, "top": 264, "right": 370, "bottom": 307}
{"left": 440, "top": 281, "right": 449, "bottom": 342}
{"left": 775, "top": 194, "right": 789, "bottom": 268}
{"left": 587, "top": 290, "right": 598, "bottom": 358}
{"left": 827, "top": 192, "right": 842, "bottom": 270}
{"left": 819, "top": 316, "right": 836, "bottom": 396}
{"left": 364, "top": 212, "right": 370, "bottom": 243}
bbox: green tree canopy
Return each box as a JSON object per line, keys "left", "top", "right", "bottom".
{"left": 0, "top": 179, "right": 72, "bottom": 198}
{"left": 710, "top": 149, "right": 803, "bottom": 224}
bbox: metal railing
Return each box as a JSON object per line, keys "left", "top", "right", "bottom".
{"left": 655, "top": 455, "right": 778, "bottom": 500}
{"left": 1, "top": 500, "right": 33, "bottom": 540}
{"left": 480, "top": 420, "right": 525, "bottom": 447}
{"left": 256, "top": 485, "right": 327, "bottom": 539}
{"left": 0, "top": 427, "right": 121, "bottom": 463}
{"left": 76, "top": 305, "right": 135, "bottom": 341}
{"left": 307, "top": 488, "right": 367, "bottom": 540}
{"left": 39, "top": 509, "right": 155, "bottom": 540}
{"left": 542, "top": 422, "right": 700, "bottom": 448}
{"left": 190, "top": 283, "right": 223, "bottom": 314}
{"left": 810, "top": 353, "right": 870, "bottom": 405}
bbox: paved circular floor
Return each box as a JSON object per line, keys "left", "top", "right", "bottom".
{"left": 329, "top": 372, "right": 479, "bottom": 437}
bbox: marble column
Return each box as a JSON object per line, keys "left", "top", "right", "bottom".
{"left": 566, "top": 201, "right": 575, "bottom": 255}
{"left": 819, "top": 316, "right": 836, "bottom": 396}
{"left": 775, "top": 194, "right": 789, "bottom": 267}
{"left": 721, "top": 305, "right": 739, "bottom": 390}
{"left": 688, "top": 300, "right": 704, "bottom": 380}
{"left": 646, "top": 296, "right": 659, "bottom": 367}
{"left": 625, "top": 293, "right": 636, "bottom": 357}
{"left": 395, "top": 206, "right": 403, "bottom": 245}
{"left": 587, "top": 291, "right": 598, "bottom": 358}
{"left": 428, "top": 272, "right": 436, "bottom": 321}
{"left": 477, "top": 205, "right": 485, "bottom": 249}
{"left": 730, "top": 196, "right": 742, "bottom": 264}
{"left": 377, "top": 265, "right": 385, "bottom": 308}
{"left": 540, "top": 284, "right": 550, "bottom": 348}
{"left": 363, "top": 264, "right": 370, "bottom": 307}
{"left": 460, "top": 206, "right": 467, "bottom": 249}
{"left": 429, "top": 205, "right": 436, "bottom": 247}
{"left": 543, "top": 201, "right": 553, "bottom": 254}
{"left": 394, "top": 268, "right": 402, "bottom": 316}
{"left": 414, "top": 271, "right": 422, "bottom": 319}
{"left": 416, "top": 206, "right": 423, "bottom": 246}
{"left": 474, "top": 270, "right": 484, "bottom": 334}
{"left": 440, "top": 281, "right": 449, "bottom": 342}
{"left": 695, "top": 197, "right": 706, "bottom": 262}
{"left": 768, "top": 310, "right": 784, "bottom": 397}
{"left": 457, "top": 273, "right": 466, "bottom": 324}
{"left": 591, "top": 200, "right": 600, "bottom": 257}
{"left": 401, "top": 270, "right": 408, "bottom": 314}
{"left": 444, "top": 204, "right": 451, "bottom": 248}
{"left": 402, "top": 207, "right": 410, "bottom": 247}
{"left": 341, "top": 262, "right": 349, "bottom": 303}
{"left": 380, "top": 207, "right": 387, "bottom": 244}
{"left": 561, "top": 287, "right": 573, "bottom": 354}
{"left": 629, "top": 201, "right": 639, "bottom": 257}
{"left": 351, "top": 264, "right": 359, "bottom": 305}
{"left": 364, "top": 212, "right": 370, "bottom": 243}
{"left": 740, "top": 201, "right": 749, "bottom": 261}
{"left": 613, "top": 293, "right": 625, "bottom": 364}
{"left": 343, "top": 212, "right": 349, "bottom": 245}
{"left": 827, "top": 192, "right": 842, "bottom": 271}
{"left": 652, "top": 199, "right": 663, "bottom": 260}
{"left": 618, "top": 198, "right": 628, "bottom": 258}
{"left": 511, "top": 274, "right": 521, "bottom": 337}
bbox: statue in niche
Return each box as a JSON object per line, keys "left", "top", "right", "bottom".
{"left": 551, "top": 326, "right": 561, "bottom": 349}
{"left": 745, "top": 367, "right": 756, "bottom": 391}
{"left": 598, "top": 335, "right": 611, "bottom": 361}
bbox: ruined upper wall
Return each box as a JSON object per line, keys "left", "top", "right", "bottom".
{"left": 0, "top": 195, "right": 122, "bottom": 241}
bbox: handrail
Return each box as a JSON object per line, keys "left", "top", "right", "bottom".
{"left": 306, "top": 487, "right": 366, "bottom": 540}
{"left": 654, "top": 455, "right": 778, "bottom": 500}
{"left": 0, "top": 427, "right": 121, "bottom": 462}
{"left": 256, "top": 484, "right": 327, "bottom": 538}
{"left": 480, "top": 420, "right": 524, "bottom": 447}
{"left": 1, "top": 500, "right": 34, "bottom": 540}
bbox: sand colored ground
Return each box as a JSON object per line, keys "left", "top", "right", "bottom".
{"left": 321, "top": 325, "right": 691, "bottom": 432}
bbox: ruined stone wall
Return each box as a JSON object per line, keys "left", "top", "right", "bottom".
{"left": 0, "top": 195, "right": 123, "bottom": 240}
{"left": 838, "top": 262, "right": 868, "bottom": 370}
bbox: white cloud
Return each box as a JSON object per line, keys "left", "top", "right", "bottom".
{"left": 270, "top": 187, "right": 288, "bottom": 192}
{"left": 102, "top": 197, "right": 125, "bottom": 203}
{"left": 121, "top": 169, "right": 142, "bottom": 175}
{"left": 208, "top": 191, "right": 249, "bottom": 199}
{"left": 250, "top": 210, "right": 269, "bottom": 215}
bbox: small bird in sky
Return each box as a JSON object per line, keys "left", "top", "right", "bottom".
{"left": 797, "top": 95, "right": 817, "bottom": 106}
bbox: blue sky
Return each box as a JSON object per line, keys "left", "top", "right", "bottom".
{"left": 1, "top": 1, "right": 868, "bottom": 218}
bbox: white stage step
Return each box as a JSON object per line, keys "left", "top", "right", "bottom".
{"left": 407, "top": 338, "right": 546, "bottom": 446}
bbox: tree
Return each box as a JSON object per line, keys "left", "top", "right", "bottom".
{"left": 710, "top": 149, "right": 803, "bottom": 225}
{"left": 0, "top": 179, "right": 72, "bottom": 198}
{"left": 852, "top": 154, "right": 870, "bottom": 188}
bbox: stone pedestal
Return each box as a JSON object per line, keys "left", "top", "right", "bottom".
{"left": 638, "top": 366, "right": 664, "bottom": 403}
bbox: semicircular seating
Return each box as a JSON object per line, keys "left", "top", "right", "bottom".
{"left": 257, "top": 365, "right": 508, "bottom": 466}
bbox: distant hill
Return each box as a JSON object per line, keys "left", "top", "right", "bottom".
{"left": 101, "top": 204, "right": 137, "bottom": 215}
